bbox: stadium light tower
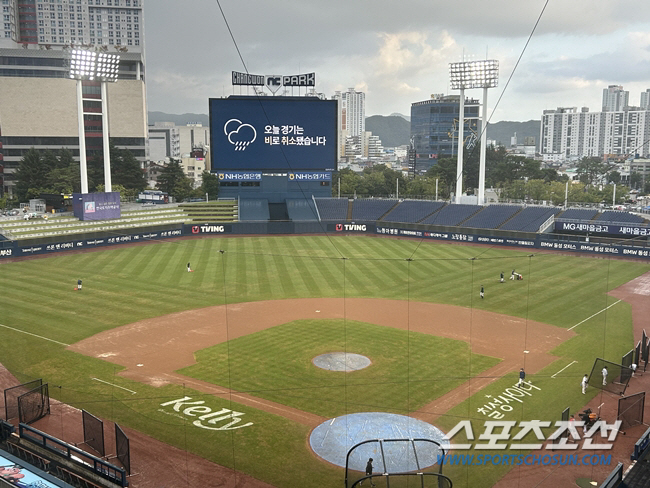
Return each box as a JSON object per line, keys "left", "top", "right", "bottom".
{"left": 449, "top": 59, "right": 499, "bottom": 203}
{"left": 69, "top": 49, "right": 120, "bottom": 193}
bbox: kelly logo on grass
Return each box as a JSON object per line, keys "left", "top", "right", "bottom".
{"left": 159, "top": 396, "right": 254, "bottom": 430}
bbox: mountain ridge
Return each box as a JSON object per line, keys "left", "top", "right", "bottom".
{"left": 148, "top": 112, "right": 541, "bottom": 150}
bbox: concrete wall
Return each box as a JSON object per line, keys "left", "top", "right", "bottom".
{"left": 0, "top": 78, "right": 78, "bottom": 136}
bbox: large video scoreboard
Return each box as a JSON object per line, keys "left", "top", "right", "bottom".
{"left": 209, "top": 96, "right": 337, "bottom": 173}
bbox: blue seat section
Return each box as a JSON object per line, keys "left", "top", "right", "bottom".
{"left": 558, "top": 208, "right": 599, "bottom": 220}
{"left": 239, "top": 199, "right": 270, "bottom": 221}
{"left": 350, "top": 199, "right": 398, "bottom": 221}
{"left": 315, "top": 198, "right": 348, "bottom": 221}
{"left": 286, "top": 199, "right": 319, "bottom": 221}
{"left": 420, "top": 204, "right": 482, "bottom": 226}
{"left": 460, "top": 205, "right": 522, "bottom": 229}
{"left": 500, "top": 206, "right": 562, "bottom": 232}
{"left": 594, "top": 211, "right": 646, "bottom": 224}
{"left": 382, "top": 200, "right": 447, "bottom": 223}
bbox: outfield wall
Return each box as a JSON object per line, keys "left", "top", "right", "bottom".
{"left": 1, "top": 220, "right": 650, "bottom": 260}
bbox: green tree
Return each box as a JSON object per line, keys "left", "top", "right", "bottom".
{"left": 407, "top": 176, "right": 444, "bottom": 199}
{"left": 358, "top": 164, "right": 404, "bottom": 196}
{"left": 41, "top": 149, "right": 81, "bottom": 194}
{"left": 336, "top": 168, "right": 361, "bottom": 196}
{"left": 629, "top": 172, "right": 643, "bottom": 190}
{"left": 199, "top": 171, "right": 219, "bottom": 200}
{"left": 14, "top": 148, "right": 49, "bottom": 201}
{"left": 95, "top": 183, "right": 136, "bottom": 200}
{"left": 110, "top": 145, "right": 146, "bottom": 191}
{"left": 156, "top": 159, "right": 193, "bottom": 201}
{"left": 541, "top": 168, "right": 559, "bottom": 182}
{"left": 607, "top": 171, "right": 621, "bottom": 184}
{"left": 45, "top": 163, "right": 81, "bottom": 194}
{"left": 88, "top": 143, "right": 145, "bottom": 192}
{"left": 426, "top": 158, "right": 457, "bottom": 194}
{"left": 575, "top": 157, "right": 613, "bottom": 187}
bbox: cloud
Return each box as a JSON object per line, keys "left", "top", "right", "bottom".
{"left": 144, "top": 0, "right": 650, "bottom": 121}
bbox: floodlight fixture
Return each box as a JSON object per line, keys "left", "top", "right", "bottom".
{"left": 68, "top": 49, "right": 121, "bottom": 194}
{"left": 449, "top": 59, "right": 499, "bottom": 204}
{"left": 69, "top": 49, "right": 120, "bottom": 82}
{"left": 449, "top": 60, "right": 499, "bottom": 90}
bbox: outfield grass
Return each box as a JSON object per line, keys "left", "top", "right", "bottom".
{"left": 0, "top": 236, "right": 648, "bottom": 488}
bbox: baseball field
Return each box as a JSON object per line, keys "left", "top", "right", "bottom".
{"left": 0, "top": 234, "right": 648, "bottom": 487}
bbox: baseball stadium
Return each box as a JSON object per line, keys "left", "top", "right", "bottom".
{"left": 2, "top": 95, "right": 650, "bottom": 488}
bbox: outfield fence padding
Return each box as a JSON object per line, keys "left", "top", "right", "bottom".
{"left": 3, "top": 220, "right": 650, "bottom": 260}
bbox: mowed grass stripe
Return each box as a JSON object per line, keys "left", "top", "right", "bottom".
{"left": 195, "top": 241, "right": 226, "bottom": 291}
{"left": 283, "top": 240, "right": 326, "bottom": 296}
{"left": 300, "top": 236, "right": 349, "bottom": 292}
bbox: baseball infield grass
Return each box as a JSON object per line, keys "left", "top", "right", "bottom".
{"left": 0, "top": 235, "right": 649, "bottom": 488}
{"left": 180, "top": 318, "right": 500, "bottom": 418}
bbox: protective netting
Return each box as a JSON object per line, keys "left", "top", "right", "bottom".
{"left": 618, "top": 392, "right": 645, "bottom": 430}
{"left": 588, "top": 358, "right": 631, "bottom": 395}
{"left": 115, "top": 422, "right": 131, "bottom": 474}
{"left": 82, "top": 409, "right": 105, "bottom": 457}
{"left": 18, "top": 383, "right": 50, "bottom": 425}
{"left": 4, "top": 379, "right": 42, "bottom": 421}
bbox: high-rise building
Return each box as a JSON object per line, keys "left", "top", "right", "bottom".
{"left": 332, "top": 88, "right": 365, "bottom": 159}
{"left": 540, "top": 106, "right": 650, "bottom": 160}
{"left": 640, "top": 89, "right": 650, "bottom": 110}
{"left": 602, "top": 85, "right": 629, "bottom": 112}
{"left": 410, "top": 94, "right": 480, "bottom": 173}
{"left": 148, "top": 122, "right": 181, "bottom": 162}
{"left": 0, "top": 0, "right": 147, "bottom": 197}
{"left": 148, "top": 123, "right": 210, "bottom": 162}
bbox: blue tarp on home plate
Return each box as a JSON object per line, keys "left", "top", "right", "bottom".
{"left": 309, "top": 412, "right": 449, "bottom": 472}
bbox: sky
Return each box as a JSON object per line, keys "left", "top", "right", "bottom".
{"left": 144, "top": 0, "right": 650, "bottom": 122}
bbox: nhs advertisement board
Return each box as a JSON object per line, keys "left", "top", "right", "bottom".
{"left": 210, "top": 96, "right": 337, "bottom": 172}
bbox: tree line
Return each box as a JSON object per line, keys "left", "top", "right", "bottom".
{"left": 335, "top": 147, "right": 648, "bottom": 205}
{"left": 9, "top": 145, "right": 647, "bottom": 206}
{"left": 9, "top": 147, "right": 219, "bottom": 204}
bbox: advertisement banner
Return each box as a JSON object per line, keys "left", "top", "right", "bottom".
{"left": 555, "top": 220, "right": 650, "bottom": 237}
{"left": 217, "top": 172, "right": 263, "bottom": 181}
{"left": 72, "top": 192, "right": 121, "bottom": 221}
{"left": 288, "top": 172, "right": 331, "bottom": 181}
{"left": 2, "top": 223, "right": 650, "bottom": 260}
{"left": 184, "top": 224, "right": 233, "bottom": 235}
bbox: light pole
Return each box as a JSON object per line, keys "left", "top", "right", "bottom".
{"left": 449, "top": 59, "right": 499, "bottom": 204}
{"left": 68, "top": 49, "right": 120, "bottom": 193}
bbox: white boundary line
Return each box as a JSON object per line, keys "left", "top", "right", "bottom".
{"left": 0, "top": 322, "right": 69, "bottom": 346}
{"left": 568, "top": 300, "right": 621, "bottom": 331}
{"left": 92, "top": 378, "right": 137, "bottom": 395}
{"left": 552, "top": 360, "right": 578, "bottom": 378}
